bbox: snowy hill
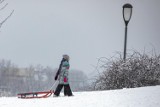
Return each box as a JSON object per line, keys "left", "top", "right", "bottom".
{"left": 0, "top": 86, "right": 160, "bottom": 107}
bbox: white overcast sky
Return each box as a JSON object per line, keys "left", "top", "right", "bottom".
{"left": 0, "top": 0, "right": 160, "bottom": 75}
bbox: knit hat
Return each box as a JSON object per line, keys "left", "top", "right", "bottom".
{"left": 63, "top": 54, "right": 70, "bottom": 61}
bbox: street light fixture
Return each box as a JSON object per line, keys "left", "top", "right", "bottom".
{"left": 122, "top": 3, "right": 133, "bottom": 61}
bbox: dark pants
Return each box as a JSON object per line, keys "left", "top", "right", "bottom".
{"left": 54, "top": 84, "right": 73, "bottom": 96}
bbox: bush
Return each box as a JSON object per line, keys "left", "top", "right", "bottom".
{"left": 92, "top": 51, "right": 160, "bottom": 90}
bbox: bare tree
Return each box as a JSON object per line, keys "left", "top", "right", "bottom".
{"left": 0, "top": 0, "right": 14, "bottom": 29}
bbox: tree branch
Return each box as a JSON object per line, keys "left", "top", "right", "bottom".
{"left": 0, "top": 3, "right": 8, "bottom": 11}
{"left": 0, "top": 0, "right": 5, "bottom": 4}
{"left": 0, "top": 10, "right": 14, "bottom": 28}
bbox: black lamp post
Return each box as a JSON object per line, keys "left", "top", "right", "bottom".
{"left": 122, "top": 3, "right": 133, "bottom": 61}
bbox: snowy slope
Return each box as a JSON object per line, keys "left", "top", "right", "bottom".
{"left": 0, "top": 86, "right": 160, "bottom": 107}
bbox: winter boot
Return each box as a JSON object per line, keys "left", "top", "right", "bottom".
{"left": 54, "top": 84, "right": 63, "bottom": 96}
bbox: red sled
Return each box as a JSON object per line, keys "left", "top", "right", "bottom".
{"left": 17, "top": 90, "right": 54, "bottom": 99}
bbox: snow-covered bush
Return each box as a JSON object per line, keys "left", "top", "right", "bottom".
{"left": 92, "top": 51, "right": 160, "bottom": 90}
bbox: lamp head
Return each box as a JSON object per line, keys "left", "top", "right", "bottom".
{"left": 123, "top": 3, "right": 133, "bottom": 26}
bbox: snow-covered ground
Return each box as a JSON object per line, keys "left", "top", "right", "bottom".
{"left": 0, "top": 86, "right": 160, "bottom": 107}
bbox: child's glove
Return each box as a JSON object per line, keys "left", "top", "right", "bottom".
{"left": 64, "top": 77, "right": 67, "bottom": 82}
